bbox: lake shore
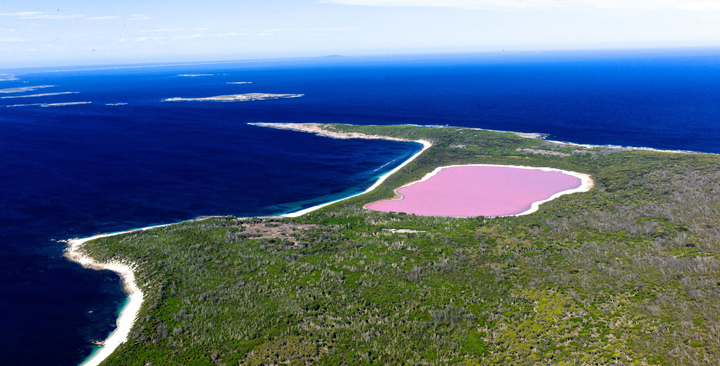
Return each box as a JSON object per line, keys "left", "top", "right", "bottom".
{"left": 365, "top": 164, "right": 593, "bottom": 217}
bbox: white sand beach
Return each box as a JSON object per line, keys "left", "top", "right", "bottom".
{"left": 64, "top": 223, "right": 173, "bottom": 366}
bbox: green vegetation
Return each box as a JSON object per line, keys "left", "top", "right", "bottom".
{"left": 81, "top": 124, "right": 720, "bottom": 365}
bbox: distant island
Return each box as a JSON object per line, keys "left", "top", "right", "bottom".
{"left": 0, "top": 85, "right": 55, "bottom": 93}
{"left": 68, "top": 123, "right": 720, "bottom": 366}
{"left": 0, "top": 91, "right": 79, "bottom": 99}
{"left": 6, "top": 101, "right": 91, "bottom": 108}
{"left": 163, "top": 93, "right": 303, "bottom": 102}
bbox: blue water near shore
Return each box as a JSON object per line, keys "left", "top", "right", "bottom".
{"left": 2, "top": 49, "right": 720, "bottom": 365}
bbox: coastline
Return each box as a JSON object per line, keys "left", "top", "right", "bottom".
{"left": 281, "top": 139, "right": 431, "bottom": 217}
{"left": 248, "top": 122, "right": 415, "bottom": 142}
{"left": 64, "top": 125, "right": 429, "bottom": 366}
{"left": 364, "top": 164, "right": 594, "bottom": 217}
{"left": 541, "top": 138, "right": 703, "bottom": 155}
{"left": 63, "top": 223, "right": 173, "bottom": 366}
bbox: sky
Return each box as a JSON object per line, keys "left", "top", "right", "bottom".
{"left": 1, "top": 0, "right": 720, "bottom": 68}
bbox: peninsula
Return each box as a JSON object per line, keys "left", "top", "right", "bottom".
{"left": 163, "top": 93, "right": 303, "bottom": 102}
{"left": 69, "top": 123, "right": 720, "bottom": 366}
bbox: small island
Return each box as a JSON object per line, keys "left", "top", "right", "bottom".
{"left": 0, "top": 91, "right": 79, "bottom": 99}
{"left": 0, "top": 85, "right": 55, "bottom": 94}
{"left": 163, "top": 93, "right": 303, "bottom": 102}
{"left": 7, "top": 101, "right": 91, "bottom": 108}
{"left": 69, "top": 123, "right": 720, "bottom": 366}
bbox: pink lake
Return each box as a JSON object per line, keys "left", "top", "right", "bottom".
{"left": 366, "top": 165, "right": 585, "bottom": 217}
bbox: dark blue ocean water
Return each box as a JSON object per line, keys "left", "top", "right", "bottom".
{"left": 2, "top": 50, "right": 720, "bottom": 365}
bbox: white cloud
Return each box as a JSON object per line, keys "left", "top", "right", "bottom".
{"left": 143, "top": 28, "right": 186, "bottom": 33}
{"left": 87, "top": 16, "right": 122, "bottom": 20}
{"left": 19, "top": 13, "right": 87, "bottom": 20}
{"left": 129, "top": 14, "right": 154, "bottom": 20}
{"left": 320, "top": 0, "right": 720, "bottom": 11}
{"left": 175, "top": 34, "right": 203, "bottom": 39}
{"left": 213, "top": 32, "right": 243, "bottom": 37}
{"left": 0, "top": 12, "right": 43, "bottom": 17}
{"left": 0, "top": 11, "right": 123, "bottom": 20}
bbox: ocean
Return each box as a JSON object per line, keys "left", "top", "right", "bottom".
{"left": 1, "top": 49, "right": 719, "bottom": 365}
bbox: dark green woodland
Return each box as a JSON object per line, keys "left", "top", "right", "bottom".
{"left": 80, "top": 124, "right": 720, "bottom": 365}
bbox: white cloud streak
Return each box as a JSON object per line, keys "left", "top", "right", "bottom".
{"left": 321, "top": 0, "right": 720, "bottom": 11}
{"left": 87, "top": 16, "right": 122, "bottom": 20}
{"left": 19, "top": 13, "right": 88, "bottom": 20}
{"left": 0, "top": 12, "right": 134, "bottom": 21}
{"left": 129, "top": 14, "right": 154, "bottom": 20}
{"left": 0, "top": 12, "right": 43, "bottom": 16}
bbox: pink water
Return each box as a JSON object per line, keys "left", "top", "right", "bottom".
{"left": 366, "top": 166, "right": 582, "bottom": 217}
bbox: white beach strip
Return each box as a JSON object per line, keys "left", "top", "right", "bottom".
{"left": 64, "top": 223, "right": 174, "bottom": 366}
{"left": 365, "top": 164, "right": 594, "bottom": 216}
{"left": 247, "top": 122, "right": 435, "bottom": 217}
{"left": 281, "top": 140, "right": 431, "bottom": 217}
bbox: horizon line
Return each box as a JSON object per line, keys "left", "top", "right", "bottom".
{"left": 3, "top": 45, "right": 720, "bottom": 74}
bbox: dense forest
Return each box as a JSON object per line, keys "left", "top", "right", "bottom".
{"left": 80, "top": 124, "right": 720, "bottom": 365}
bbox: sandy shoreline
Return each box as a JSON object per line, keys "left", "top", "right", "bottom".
{"left": 249, "top": 122, "right": 432, "bottom": 217}
{"left": 282, "top": 139, "right": 431, "bottom": 217}
{"left": 63, "top": 223, "right": 174, "bottom": 366}
{"left": 64, "top": 125, "right": 429, "bottom": 366}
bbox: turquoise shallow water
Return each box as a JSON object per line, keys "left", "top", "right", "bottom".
{"left": 1, "top": 50, "right": 720, "bottom": 365}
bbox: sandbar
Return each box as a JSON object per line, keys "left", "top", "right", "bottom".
{"left": 366, "top": 165, "right": 593, "bottom": 217}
